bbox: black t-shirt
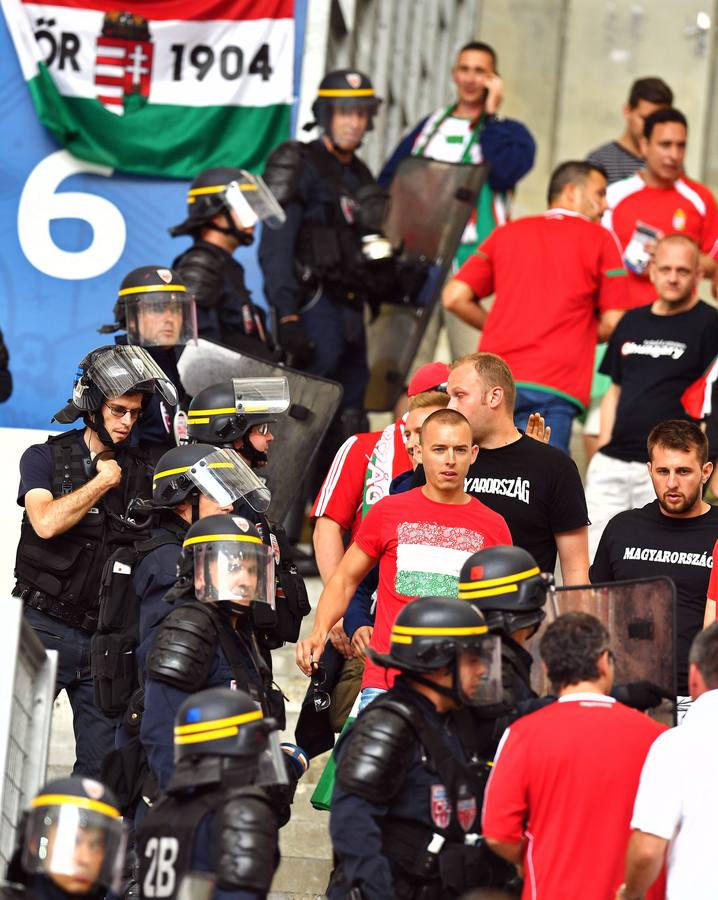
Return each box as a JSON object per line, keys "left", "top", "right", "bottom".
{"left": 590, "top": 500, "right": 718, "bottom": 693}
{"left": 414, "top": 435, "right": 589, "bottom": 572}
{"left": 600, "top": 302, "right": 718, "bottom": 462}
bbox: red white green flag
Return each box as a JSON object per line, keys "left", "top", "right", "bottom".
{"left": 2, "top": 0, "right": 293, "bottom": 177}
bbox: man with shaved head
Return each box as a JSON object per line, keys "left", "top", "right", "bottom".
{"left": 586, "top": 233, "right": 718, "bottom": 556}
{"left": 296, "top": 408, "right": 512, "bottom": 710}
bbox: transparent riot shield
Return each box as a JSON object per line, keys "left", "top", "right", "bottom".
{"left": 364, "top": 157, "right": 489, "bottom": 411}
{"left": 177, "top": 338, "right": 343, "bottom": 522}
{"left": 529, "top": 577, "right": 676, "bottom": 723}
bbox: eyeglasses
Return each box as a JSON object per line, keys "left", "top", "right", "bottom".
{"left": 252, "top": 423, "right": 271, "bottom": 436}
{"left": 311, "top": 663, "right": 331, "bottom": 713}
{"left": 105, "top": 402, "right": 142, "bottom": 421}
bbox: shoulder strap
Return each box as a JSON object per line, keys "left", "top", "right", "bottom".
{"left": 134, "top": 532, "right": 183, "bottom": 555}
{"left": 49, "top": 430, "right": 90, "bottom": 496}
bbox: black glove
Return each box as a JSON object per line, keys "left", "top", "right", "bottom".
{"left": 612, "top": 681, "right": 673, "bottom": 711}
{"left": 278, "top": 318, "right": 314, "bottom": 368}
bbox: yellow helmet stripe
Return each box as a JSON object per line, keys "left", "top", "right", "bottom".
{"left": 188, "top": 404, "right": 269, "bottom": 416}
{"left": 318, "top": 88, "right": 375, "bottom": 97}
{"left": 175, "top": 709, "right": 262, "bottom": 736}
{"left": 31, "top": 794, "right": 121, "bottom": 819}
{"left": 176, "top": 726, "right": 239, "bottom": 744}
{"left": 118, "top": 284, "right": 186, "bottom": 297}
{"left": 459, "top": 584, "right": 519, "bottom": 599}
{"left": 392, "top": 624, "right": 488, "bottom": 637}
{"left": 183, "top": 534, "right": 263, "bottom": 548}
{"left": 187, "top": 417, "right": 209, "bottom": 424}
{"left": 187, "top": 183, "right": 258, "bottom": 201}
{"left": 153, "top": 465, "right": 190, "bottom": 480}
{"left": 390, "top": 634, "right": 413, "bottom": 644}
{"left": 458, "top": 566, "right": 540, "bottom": 591}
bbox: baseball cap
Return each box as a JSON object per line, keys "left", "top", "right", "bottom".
{"left": 407, "top": 362, "right": 450, "bottom": 397}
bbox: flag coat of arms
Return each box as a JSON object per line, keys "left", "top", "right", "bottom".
{"left": 2, "top": 0, "right": 294, "bottom": 176}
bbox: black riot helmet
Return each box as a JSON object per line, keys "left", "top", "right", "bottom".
{"left": 170, "top": 166, "right": 285, "bottom": 244}
{"left": 309, "top": 69, "right": 382, "bottom": 149}
{"left": 51, "top": 345, "right": 178, "bottom": 446}
{"left": 99, "top": 265, "right": 197, "bottom": 347}
{"left": 458, "top": 546, "right": 550, "bottom": 640}
{"left": 187, "top": 377, "right": 289, "bottom": 467}
{"left": 18, "top": 776, "right": 125, "bottom": 894}
{"left": 171, "top": 687, "right": 289, "bottom": 792}
{"left": 368, "top": 595, "right": 501, "bottom": 706}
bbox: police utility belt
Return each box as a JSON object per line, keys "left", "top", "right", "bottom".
{"left": 13, "top": 583, "right": 97, "bottom": 632}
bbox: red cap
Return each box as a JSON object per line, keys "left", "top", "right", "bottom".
{"left": 407, "top": 362, "right": 450, "bottom": 397}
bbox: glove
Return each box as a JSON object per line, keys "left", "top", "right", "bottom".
{"left": 278, "top": 318, "right": 314, "bottom": 368}
{"left": 612, "top": 681, "right": 673, "bottom": 711}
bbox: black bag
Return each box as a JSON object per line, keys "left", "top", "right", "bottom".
{"left": 272, "top": 523, "right": 311, "bottom": 643}
{"left": 91, "top": 534, "right": 181, "bottom": 714}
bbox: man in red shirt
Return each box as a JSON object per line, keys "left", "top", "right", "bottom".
{"left": 443, "top": 160, "right": 632, "bottom": 453}
{"left": 605, "top": 106, "right": 718, "bottom": 307}
{"left": 296, "top": 409, "right": 512, "bottom": 700}
{"left": 482, "top": 611, "right": 666, "bottom": 900}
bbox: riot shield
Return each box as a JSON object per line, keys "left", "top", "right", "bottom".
{"left": 364, "top": 156, "right": 489, "bottom": 411}
{"left": 177, "top": 338, "right": 343, "bottom": 522}
{"left": 529, "top": 577, "right": 676, "bottom": 722}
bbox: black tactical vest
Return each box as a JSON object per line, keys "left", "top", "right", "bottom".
{"left": 13, "top": 428, "right": 153, "bottom": 632}
{"left": 135, "top": 788, "right": 222, "bottom": 900}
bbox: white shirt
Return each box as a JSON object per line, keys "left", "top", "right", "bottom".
{"left": 631, "top": 689, "right": 718, "bottom": 899}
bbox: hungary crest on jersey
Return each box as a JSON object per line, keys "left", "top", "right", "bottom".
{"left": 94, "top": 12, "right": 153, "bottom": 115}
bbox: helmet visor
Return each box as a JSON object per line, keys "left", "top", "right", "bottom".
{"left": 191, "top": 537, "right": 275, "bottom": 608}
{"left": 233, "top": 376, "right": 290, "bottom": 417}
{"left": 256, "top": 729, "right": 289, "bottom": 787}
{"left": 225, "top": 172, "right": 286, "bottom": 230}
{"left": 185, "top": 448, "right": 271, "bottom": 512}
{"left": 124, "top": 292, "right": 198, "bottom": 348}
{"left": 22, "top": 801, "right": 126, "bottom": 894}
{"left": 456, "top": 635, "right": 502, "bottom": 706}
{"left": 84, "top": 346, "right": 178, "bottom": 408}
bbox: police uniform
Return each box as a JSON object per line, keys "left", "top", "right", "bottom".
{"left": 170, "top": 168, "right": 279, "bottom": 360}
{"left": 136, "top": 688, "right": 281, "bottom": 900}
{"left": 13, "top": 346, "right": 175, "bottom": 778}
{"left": 259, "top": 70, "right": 388, "bottom": 417}
{"left": 328, "top": 595, "right": 510, "bottom": 899}
{"left": 140, "top": 516, "right": 285, "bottom": 792}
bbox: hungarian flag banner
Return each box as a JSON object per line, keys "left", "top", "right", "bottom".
{"left": 2, "top": 0, "right": 293, "bottom": 177}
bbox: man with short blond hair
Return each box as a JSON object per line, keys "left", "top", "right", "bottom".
{"left": 415, "top": 352, "right": 590, "bottom": 582}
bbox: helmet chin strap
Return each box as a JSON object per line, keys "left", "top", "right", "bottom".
{"left": 205, "top": 211, "right": 254, "bottom": 246}
{"left": 404, "top": 670, "right": 461, "bottom": 704}
{"left": 239, "top": 438, "right": 268, "bottom": 469}
{"left": 85, "top": 410, "right": 130, "bottom": 449}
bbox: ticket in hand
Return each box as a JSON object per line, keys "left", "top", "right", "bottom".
{"left": 624, "top": 221, "right": 663, "bottom": 275}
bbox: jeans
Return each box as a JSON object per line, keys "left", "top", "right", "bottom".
{"left": 358, "top": 686, "right": 386, "bottom": 713}
{"left": 514, "top": 387, "right": 580, "bottom": 455}
{"left": 23, "top": 606, "right": 117, "bottom": 779}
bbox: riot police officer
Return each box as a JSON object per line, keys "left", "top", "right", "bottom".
{"left": 328, "top": 594, "right": 507, "bottom": 899}
{"left": 13, "top": 345, "right": 177, "bottom": 778}
{"left": 259, "top": 69, "right": 386, "bottom": 434}
{"left": 170, "top": 167, "right": 284, "bottom": 359}
{"left": 136, "top": 687, "right": 287, "bottom": 900}
{"left": 99, "top": 266, "right": 197, "bottom": 451}
{"left": 187, "top": 379, "right": 310, "bottom": 645}
{"left": 4, "top": 777, "right": 126, "bottom": 900}
{"left": 140, "top": 514, "right": 285, "bottom": 792}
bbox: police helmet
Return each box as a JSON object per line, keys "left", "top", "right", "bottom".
{"left": 369, "top": 595, "right": 501, "bottom": 706}
{"left": 152, "top": 443, "right": 270, "bottom": 512}
{"left": 99, "top": 266, "right": 197, "bottom": 348}
{"left": 52, "top": 345, "right": 178, "bottom": 429}
{"left": 458, "top": 546, "right": 549, "bottom": 639}
{"left": 170, "top": 167, "right": 284, "bottom": 240}
{"left": 182, "top": 514, "right": 275, "bottom": 610}
{"left": 310, "top": 69, "right": 381, "bottom": 137}
{"left": 20, "top": 776, "right": 125, "bottom": 894}
{"left": 187, "top": 377, "right": 289, "bottom": 448}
